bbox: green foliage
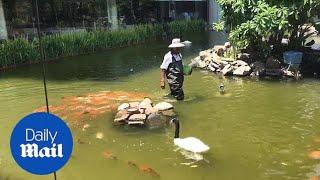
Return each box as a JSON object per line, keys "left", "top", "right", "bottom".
{"left": 215, "top": 0, "right": 320, "bottom": 58}
{"left": 169, "top": 19, "right": 206, "bottom": 37}
{"left": 212, "top": 21, "right": 225, "bottom": 32}
{"left": 0, "top": 20, "right": 205, "bottom": 68}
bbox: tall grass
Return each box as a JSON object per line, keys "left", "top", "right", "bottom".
{"left": 0, "top": 20, "right": 205, "bottom": 69}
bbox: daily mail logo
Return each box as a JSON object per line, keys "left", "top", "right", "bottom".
{"left": 10, "top": 113, "right": 73, "bottom": 175}
{"left": 20, "top": 129, "right": 63, "bottom": 158}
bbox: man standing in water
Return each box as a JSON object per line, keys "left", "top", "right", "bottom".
{"left": 160, "top": 38, "right": 186, "bottom": 101}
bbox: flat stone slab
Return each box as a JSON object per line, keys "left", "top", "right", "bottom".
{"left": 154, "top": 102, "right": 174, "bottom": 111}
{"left": 129, "top": 102, "right": 140, "bottom": 108}
{"left": 128, "top": 114, "right": 147, "bottom": 121}
{"left": 118, "top": 103, "right": 130, "bottom": 111}
{"left": 127, "top": 108, "right": 140, "bottom": 114}
{"left": 128, "top": 121, "right": 145, "bottom": 125}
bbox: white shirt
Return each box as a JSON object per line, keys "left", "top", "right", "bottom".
{"left": 160, "top": 52, "right": 182, "bottom": 70}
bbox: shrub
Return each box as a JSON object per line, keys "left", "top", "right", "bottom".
{"left": 0, "top": 20, "right": 205, "bottom": 68}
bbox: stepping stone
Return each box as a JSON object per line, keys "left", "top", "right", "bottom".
{"left": 127, "top": 108, "right": 140, "bottom": 114}
{"left": 154, "top": 102, "right": 174, "bottom": 111}
{"left": 129, "top": 114, "right": 147, "bottom": 121}
{"left": 129, "top": 102, "right": 140, "bottom": 108}
{"left": 118, "top": 103, "right": 129, "bottom": 111}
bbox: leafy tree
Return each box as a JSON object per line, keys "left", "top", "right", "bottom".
{"left": 214, "top": 0, "right": 320, "bottom": 59}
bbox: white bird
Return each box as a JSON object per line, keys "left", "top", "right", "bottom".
{"left": 182, "top": 40, "right": 192, "bottom": 46}
{"left": 171, "top": 118, "right": 210, "bottom": 154}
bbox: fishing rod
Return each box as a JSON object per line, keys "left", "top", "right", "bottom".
{"left": 34, "top": 0, "right": 56, "bottom": 179}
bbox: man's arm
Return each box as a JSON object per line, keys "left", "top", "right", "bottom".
{"left": 160, "top": 69, "right": 166, "bottom": 89}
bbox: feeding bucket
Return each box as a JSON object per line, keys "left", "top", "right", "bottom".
{"left": 183, "top": 64, "right": 193, "bottom": 76}
{"left": 283, "top": 51, "right": 303, "bottom": 65}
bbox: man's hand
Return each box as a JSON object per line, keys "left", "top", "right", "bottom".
{"left": 160, "top": 80, "right": 165, "bottom": 89}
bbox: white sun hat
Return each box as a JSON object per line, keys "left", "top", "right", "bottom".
{"left": 168, "top": 38, "right": 186, "bottom": 48}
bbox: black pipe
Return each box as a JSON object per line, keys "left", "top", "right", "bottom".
{"left": 34, "top": 0, "right": 56, "bottom": 179}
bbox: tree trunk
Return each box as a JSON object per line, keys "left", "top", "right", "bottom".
{"left": 107, "top": 0, "right": 119, "bottom": 30}
{"left": 0, "top": 0, "right": 8, "bottom": 40}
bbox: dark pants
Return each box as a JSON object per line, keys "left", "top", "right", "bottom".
{"left": 166, "top": 54, "right": 185, "bottom": 101}
{"left": 167, "top": 74, "right": 184, "bottom": 101}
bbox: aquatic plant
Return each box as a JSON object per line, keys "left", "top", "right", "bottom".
{"left": 0, "top": 20, "right": 205, "bottom": 69}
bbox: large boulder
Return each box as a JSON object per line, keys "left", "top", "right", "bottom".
{"left": 221, "top": 64, "right": 233, "bottom": 75}
{"left": 233, "top": 65, "right": 251, "bottom": 76}
{"left": 154, "top": 102, "right": 174, "bottom": 111}
{"left": 146, "top": 114, "right": 166, "bottom": 128}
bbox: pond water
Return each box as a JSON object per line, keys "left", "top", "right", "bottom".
{"left": 0, "top": 32, "right": 320, "bottom": 180}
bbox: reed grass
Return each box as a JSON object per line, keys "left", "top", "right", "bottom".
{"left": 0, "top": 20, "right": 205, "bottom": 68}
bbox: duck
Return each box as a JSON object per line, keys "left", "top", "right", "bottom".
{"left": 171, "top": 118, "right": 210, "bottom": 153}
{"left": 219, "top": 83, "right": 225, "bottom": 94}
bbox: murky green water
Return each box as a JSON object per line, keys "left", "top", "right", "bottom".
{"left": 1, "top": 32, "right": 320, "bottom": 180}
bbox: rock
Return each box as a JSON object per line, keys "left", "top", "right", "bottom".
{"left": 213, "top": 45, "right": 226, "bottom": 56}
{"left": 266, "top": 57, "right": 281, "bottom": 69}
{"left": 224, "top": 42, "right": 231, "bottom": 49}
{"left": 199, "top": 51, "right": 210, "bottom": 60}
{"left": 154, "top": 102, "right": 174, "bottom": 111}
{"left": 139, "top": 98, "right": 153, "bottom": 109}
{"left": 210, "top": 62, "right": 220, "bottom": 69}
{"left": 146, "top": 114, "right": 165, "bottom": 127}
{"left": 128, "top": 121, "right": 145, "bottom": 125}
{"left": 220, "top": 60, "right": 229, "bottom": 66}
{"left": 114, "top": 111, "right": 130, "bottom": 124}
{"left": 118, "top": 103, "right": 129, "bottom": 111}
{"left": 232, "top": 60, "right": 248, "bottom": 67}
{"left": 129, "top": 114, "right": 147, "bottom": 121}
{"left": 237, "top": 53, "right": 251, "bottom": 62}
{"left": 145, "top": 107, "right": 158, "bottom": 115}
{"left": 129, "top": 102, "right": 140, "bottom": 108}
{"left": 197, "top": 60, "right": 208, "bottom": 69}
{"left": 221, "top": 64, "right": 233, "bottom": 75}
{"left": 233, "top": 65, "right": 251, "bottom": 76}
{"left": 208, "top": 66, "right": 216, "bottom": 72}
{"left": 127, "top": 108, "right": 140, "bottom": 114}
{"left": 160, "top": 109, "right": 176, "bottom": 117}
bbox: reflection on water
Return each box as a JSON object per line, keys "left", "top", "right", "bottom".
{"left": 0, "top": 32, "right": 320, "bottom": 180}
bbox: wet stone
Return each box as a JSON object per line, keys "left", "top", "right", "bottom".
{"left": 127, "top": 108, "right": 140, "bottom": 114}
{"left": 117, "top": 103, "right": 130, "bottom": 111}
{"left": 129, "top": 114, "right": 147, "bottom": 121}
{"left": 129, "top": 102, "right": 140, "bottom": 108}
{"left": 154, "top": 102, "right": 174, "bottom": 111}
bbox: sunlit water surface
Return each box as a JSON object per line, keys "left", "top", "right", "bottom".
{"left": 0, "top": 32, "right": 320, "bottom": 180}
